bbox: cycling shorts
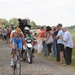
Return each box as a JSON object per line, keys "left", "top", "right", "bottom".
{"left": 11, "top": 38, "right": 24, "bottom": 50}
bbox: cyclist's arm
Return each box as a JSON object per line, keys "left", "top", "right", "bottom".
{"left": 10, "top": 32, "right": 14, "bottom": 48}
{"left": 23, "top": 39, "right": 27, "bottom": 47}
{"left": 21, "top": 33, "right": 27, "bottom": 47}
{"left": 10, "top": 40, "right": 13, "bottom": 48}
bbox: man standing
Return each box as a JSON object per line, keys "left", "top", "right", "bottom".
{"left": 56, "top": 24, "right": 64, "bottom": 64}
{"left": 62, "top": 28, "right": 73, "bottom": 65}
{"left": 53, "top": 26, "right": 60, "bottom": 62}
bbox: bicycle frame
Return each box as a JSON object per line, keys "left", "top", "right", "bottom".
{"left": 13, "top": 49, "right": 21, "bottom": 75}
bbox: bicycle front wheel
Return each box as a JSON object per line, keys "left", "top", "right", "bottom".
{"left": 15, "top": 59, "right": 21, "bottom": 75}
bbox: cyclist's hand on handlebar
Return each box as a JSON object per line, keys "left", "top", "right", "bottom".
{"left": 23, "top": 46, "right": 28, "bottom": 50}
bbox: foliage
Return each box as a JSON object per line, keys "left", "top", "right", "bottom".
{"left": 65, "top": 29, "right": 75, "bottom": 67}
{"left": 8, "top": 18, "right": 18, "bottom": 27}
{"left": 30, "top": 21, "right": 37, "bottom": 29}
{"left": 0, "top": 17, "right": 43, "bottom": 29}
{"left": 26, "top": 18, "right": 30, "bottom": 25}
{"left": 0, "top": 18, "right": 8, "bottom": 26}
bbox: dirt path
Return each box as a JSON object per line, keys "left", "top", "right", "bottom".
{"left": 0, "top": 40, "right": 75, "bottom": 75}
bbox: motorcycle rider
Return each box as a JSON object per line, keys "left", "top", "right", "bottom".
{"left": 18, "top": 18, "right": 34, "bottom": 57}
{"left": 10, "top": 28, "right": 27, "bottom": 67}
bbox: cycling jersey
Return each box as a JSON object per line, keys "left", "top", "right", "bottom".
{"left": 10, "top": 30, "right": 24, "bottom": 49}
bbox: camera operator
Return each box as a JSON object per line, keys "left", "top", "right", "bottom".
{"left": 18, "top": 18, "right": 31, "bottom": 33}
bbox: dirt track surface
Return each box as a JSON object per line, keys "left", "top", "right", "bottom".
{"left": 0, "top": 40, "right": 75, "bottom": 75}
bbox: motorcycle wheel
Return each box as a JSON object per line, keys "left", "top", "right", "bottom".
{"left": 27, "top": 49, "right": 33, "bottom": 64}
{"left": 22, "top": 52, "right": 26, "bottom": 61}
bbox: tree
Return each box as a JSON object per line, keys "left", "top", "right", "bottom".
{"left": 30, "top": 21, "right": 37, "bottom": 29}
{"left": 8, "top": 18, "right": 18, "bottom": 28}
{"left": 0, "top": 18, "right": 8, "bottom": 26}
{"left": 26, "top": 18, "right": 30, "bottom": 25}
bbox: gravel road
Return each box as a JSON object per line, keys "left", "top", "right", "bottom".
{"left": 0, "top": 40, "right": 75, "bottom": 75}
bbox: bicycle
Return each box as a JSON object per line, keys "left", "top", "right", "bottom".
{"left": 13, "top": 48, "right": 21, "bottom": 75}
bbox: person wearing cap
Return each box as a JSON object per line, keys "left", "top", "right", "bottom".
{"left": 10, "top": 28, "right": 27, "bottom": 67}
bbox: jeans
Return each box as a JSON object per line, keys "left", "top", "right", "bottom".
{"left": 52, "top": 40, "right": 57, "bottom": 57}
{"left": 42, "top": 41, "right": 48, "bottom": 56}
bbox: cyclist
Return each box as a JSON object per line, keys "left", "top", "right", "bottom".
{"left": 10, "top": 28, "right": 27, "bottom": 67}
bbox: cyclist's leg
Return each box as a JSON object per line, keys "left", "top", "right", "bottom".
{"left": 11, "top": 39, "right": 17, "bottom": 66}
{"left": 12, "top": 39, "right": 17, "bottom": 57}
{"left": 17, "top": 38, "right": 23, "bottom": 58}
{"left": 11, "top": 49, "right": 16, "bottom": 67}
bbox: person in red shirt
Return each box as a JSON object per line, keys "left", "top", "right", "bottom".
{"left": 40, "top": 27, "right": 46, "bottom": 38}
{"left": 40, "top": 26, "right": 46, "bottom": 56}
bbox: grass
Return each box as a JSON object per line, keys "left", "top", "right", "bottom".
{"left": 68, "top": 29, "right": 75, "bottom": 68}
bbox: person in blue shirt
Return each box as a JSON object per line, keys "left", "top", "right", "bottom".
{"left": 56, "top": 23, "right": 64, "bottom": 64}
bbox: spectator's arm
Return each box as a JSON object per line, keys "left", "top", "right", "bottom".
{"left": 46, "top": 33, "right": 50, "bottom": 42}
{"left": 55, "top": 35, "right": 60, "bottom": 40}
{"left": 55, "top": 30, "right": 61, "bottom": 40}
{"left": 63, "top": 34, "right": 68, "bottom": 42}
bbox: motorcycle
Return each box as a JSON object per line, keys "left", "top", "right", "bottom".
{"left": 22, "top": 34, "right": 33, "bottom": 64}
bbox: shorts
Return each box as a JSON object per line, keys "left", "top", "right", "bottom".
{"left": 57, "top": 43, "right": 64, "bottom": 52}
{"left": 4, "top": 35, "right": 7, "bottom": 40}
{"left": 12, "top": 38, "right": 23, "bottom": 50}
{"left": 0, "top": 34, "right": 2, "bottom": 36}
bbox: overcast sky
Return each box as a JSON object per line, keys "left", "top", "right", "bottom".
{"left": 0, "top": 0, "right": 75, "bottom": 27}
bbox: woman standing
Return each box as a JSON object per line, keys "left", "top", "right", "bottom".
{"left": 45, "top": 26, "right": 53, "bottom": 58}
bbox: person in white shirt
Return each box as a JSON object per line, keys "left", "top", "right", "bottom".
{"left": 3, "top": 27, "right": 8, "bottom": 41}
{"left": 62, "top": 28, "right": 73, "bottom": 65}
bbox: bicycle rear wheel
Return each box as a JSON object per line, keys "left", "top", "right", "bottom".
{"left": 15, "top": 59, "right": 21, "bottom": 75}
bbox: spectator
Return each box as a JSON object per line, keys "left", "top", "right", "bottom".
{"left": 2, "top": 27, "right": 8, "bottom": 42}
{"left": 0, "top": 27, "right": 2, "bottom": 39}
{"left": 45, "top": 26, "right": 53, "bottom": 58}
{"left": 62, "top": 28, "right": 73, "bottom": 65}
{"left": 52, "top": 27, "right": 57, "bottom": 57}
{"left": 7, "top": 27, "right": 12, "bottom": 43}
{"left": 53, "top": 26, "right": 60, "bottom": 62}
{"left": 56, "top": 23, "right": 64, "bottom": 64}
{"left": 40, "top": 26, "right": 46, "bottom": 56}
{"left": 36, "top": 27, "right": 42, "bottom": 53}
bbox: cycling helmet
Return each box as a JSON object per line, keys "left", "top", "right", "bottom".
{"left": 16, "top": 28, "right": 21, "bottom": 34}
